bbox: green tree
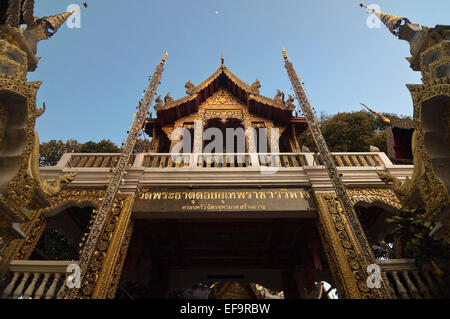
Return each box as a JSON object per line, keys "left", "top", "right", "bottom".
{"left": 297, "top": 111, "right": 411, "bottom": 153}
{"left": 39, "top": 139, "right": 79, "bottom": 166}
{"left": 76, "top": 139, "right": 120, "bottom": 153}
{"left": 40, "top": 139, "right": 153, "bottom": 166}
{"left": 133, "top": 138, "right": 152, "bottom": 153}
{"left": 322, "top": 111, "right": 375, "bottom": 152}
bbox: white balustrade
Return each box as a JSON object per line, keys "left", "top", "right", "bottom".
{"left": 1, "top": 260, "right": 77, "bottom": 299}
{"left": 378, "top": 259, "right": 448, "bottom": 299}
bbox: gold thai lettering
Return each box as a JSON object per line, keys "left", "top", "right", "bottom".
{"left": 153, "top": 192, "right": 162, "bottom": 200}
{"left": 140, "top": 192, "right": 151, "bottom": 200}
{"left": 288, "top": 191, "right": 298, "bottom": 199}
{"left": 139, "top": 189, "right": 312, "bottom": 205}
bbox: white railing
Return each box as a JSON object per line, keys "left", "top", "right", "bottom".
{"left": 378, "top": 259, "right": 449, "bottom": 299}
{"left": 1, "top": 260, "right": 77, "bottom": 299}
{"left": 56, "top": 152, "right": 392, "bottom": 169}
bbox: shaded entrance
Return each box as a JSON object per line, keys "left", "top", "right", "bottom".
{"left": 117, "top": 217, "right": 335, "bottom": 299}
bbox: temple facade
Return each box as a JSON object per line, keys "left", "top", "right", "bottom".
{"left": 1, "top": 61, "right": 431, "bottom": 299}
{"left": 0, "top": 2, "right": 448, "bottom": 299}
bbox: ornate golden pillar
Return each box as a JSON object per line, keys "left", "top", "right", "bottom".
{"left": 88, "top": 194, "right": 135, "bottom": 299}
{"left": 0, "top": 4, "right": 81, "bottom": 270}
{"left": 315, "top": 192, "right": 386, "bottom": 299}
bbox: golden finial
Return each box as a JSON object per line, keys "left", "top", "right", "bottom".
{"left": 361, "top": 103, "right": 391, "bottom": 126}
{"left": 161, "top": 51, "right": 168, "bottom": 65}
{"left": 221, "top": 54, "right": 224, "bottom": 65}
{"left": 282, "top": 48, "right": 289, "bottom": 62}
{"left": 359, "top": 3, "right": 411, "bottom": 37}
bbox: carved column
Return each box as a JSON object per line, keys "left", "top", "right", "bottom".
{"left": 0, "top": 6, "right": 81, "bottom": 268}
{"left": 0, "top": 38, "right": 41, "bottom": 261}
{"left": 315, "top": 192, "right": 380, "bottom": 299}
{"left": 91, "top": 194, "right": 134, "bottom": 299}
{"left": 69, "top": 194, "right": 131, "bottom": 299}
{"left": 290, "top": 124, "right": 301, "bottom": 152}
{"left": 193, "top": 120, "right": 204, "bottom": 154}
{"left": 283, "top": 49, "right": 390, "bottom": 298}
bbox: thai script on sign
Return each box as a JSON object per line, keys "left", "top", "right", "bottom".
{"left": 181, "top": 203, "right": 268, "bottom": 211}
{"left": 138, "top": 189, "right": 311, "bottom": 201}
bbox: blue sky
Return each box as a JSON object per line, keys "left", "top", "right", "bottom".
{"left": 30, "top": 0, "right": 450, "bottom": 145}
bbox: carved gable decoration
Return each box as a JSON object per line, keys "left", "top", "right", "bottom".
{"left": 203, "top": 88, "right": 244, "bottom": 106}
{"left": 201, "top": 89, "right": 246, "bottom": 122}
{"left": 204, "top": 110, "right": 244, "bottom": 122}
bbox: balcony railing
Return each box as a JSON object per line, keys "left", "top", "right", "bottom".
{"left": 56, "top": 152, "right": 391, "bottom": 169}
{"left": 378, "top": 259, "right": 449, "bottom": 299}
{"left": 314, "top": 153, "right": 385, "bottom": 167}
{"left": 1, "top": 260, "right": 77, "bottom": 299}
{"left": 67, "top": 154, "right": 135, "bottom": 168}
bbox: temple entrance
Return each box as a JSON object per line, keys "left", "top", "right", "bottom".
{"left": 203, "top": 118, "right": 247, "bottom": 154}
{"left": 116, "top": 217, "right": 336, "bottom": 299}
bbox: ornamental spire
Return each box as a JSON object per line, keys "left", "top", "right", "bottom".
{"left": 38, "top": 3, "right": 88, "bottom": 39}
{"left": 361, "top": 103, "right": 391, "bottom": 126}
{"left": 67, "top": 51, "right": 167, "bottom": 299}
{"left": 282, "top": 48, "right": 391, "bottom": 298}
{"left": 360, "top": 3, "right": 411, "bottom": 37}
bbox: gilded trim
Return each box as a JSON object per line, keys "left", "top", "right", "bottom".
{"left": 92, "top": 194, "right": 135, "bottom": 299}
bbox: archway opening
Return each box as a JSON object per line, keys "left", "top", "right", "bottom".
{"left": 354, "top": 203, "right": 398, "bottom": 260}
{"left": 30, "top": 206, "right": 95, "bottom": 261}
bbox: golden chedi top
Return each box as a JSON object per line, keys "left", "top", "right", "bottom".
{"left": 0, "top": 1, "right": 87, "bottom": 70}
{"left": 360, "top": 3, "right": 412, "bottom": 37}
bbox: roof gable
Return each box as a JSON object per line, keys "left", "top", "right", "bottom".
{"left": 153, "top": 64, "right": 296, "bottom": 125}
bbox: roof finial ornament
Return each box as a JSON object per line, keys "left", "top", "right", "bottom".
{"left": 359, "top": 3, "right": 411, "bottom": 37}
{"left": 164, "top": 92, "right": 174, "bottom": 104}
{"left": 250, "top": 79, "right": 261, "bottom": 95}
{"left": 154, "top": 96, "right": 163, "bottom": 111}
{"left": 185, "top": 80, "right": 196, "bottom": 95}
{"left": 161, "top": 51, "right": 168, "bottom": 65}
{"left": 282, "top": 48, "right": 289, "bottom": 62}
{"left": 361, "top": 103, "right": 391, "bottom": 126}
{"left": 221, "top": 54, "right": 224, "bottom": 65}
